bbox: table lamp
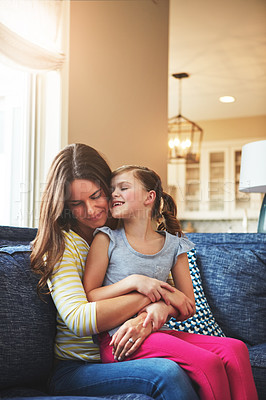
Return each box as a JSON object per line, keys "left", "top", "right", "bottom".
{"left": 239, "top": 140, "right": 266, "bottom": 233}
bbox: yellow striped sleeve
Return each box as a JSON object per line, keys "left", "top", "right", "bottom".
{"left": 47, "top": 230, "right": 100, "bottom": 361}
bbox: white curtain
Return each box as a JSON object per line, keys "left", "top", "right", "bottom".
{"left": 0, "top": 0, "right": 65, "bottom": 71}
{"left": 0, "top": 22, "right": 65, "bottom": 71}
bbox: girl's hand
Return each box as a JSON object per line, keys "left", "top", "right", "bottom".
{"left": 165, "top": 288, "right": 195, "bottom": 321}
{"left": 141, "top": 301, "right": 170, "bottom": 331}
{"left": 129, "top": 274, "right": 175, "bottom": 304}
{"left": 109, "top": 313, "right": 152, "bottom": 361}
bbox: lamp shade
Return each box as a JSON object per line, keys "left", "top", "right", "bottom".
{"left": 239, "top": 140, "right": 266, "bottom": 193}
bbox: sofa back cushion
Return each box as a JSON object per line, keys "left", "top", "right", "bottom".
{"left": 0, "top": 245, "right": 56, "bottom": 391}
{"left": 187, "top": 233, "right": 266, "bottom": 347}
{"left": 0, "top": 225, "right": 37, "bottom": 247}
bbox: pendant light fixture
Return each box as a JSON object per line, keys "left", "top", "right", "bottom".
{"left": 168, "top": 73, "right": 203, "bottom": 162}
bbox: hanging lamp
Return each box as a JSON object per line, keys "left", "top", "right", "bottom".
{"left": 168, "top": 73, "right": 203, "bottom": 162}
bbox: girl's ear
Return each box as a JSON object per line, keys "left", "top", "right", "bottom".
{"left": 144, "top": 190, "right": 156, "bottom": 206}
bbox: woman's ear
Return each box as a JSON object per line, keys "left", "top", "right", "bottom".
{"left": 144, "top": 190, "right": 156, "bottom": 206}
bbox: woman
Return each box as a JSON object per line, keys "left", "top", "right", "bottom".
{"left": 31, "top": 143, "right": 198, "bottom": 400}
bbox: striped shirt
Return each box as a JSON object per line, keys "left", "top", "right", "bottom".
{"left": 47, "top": 230, "right": 100, "bottom": 361}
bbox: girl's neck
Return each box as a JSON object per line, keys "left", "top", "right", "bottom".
{"left": 123, "top": 217, "right": 165, "bottom": 255}
{"left": 123, "top": 217, "right": 156, "bottom": 240}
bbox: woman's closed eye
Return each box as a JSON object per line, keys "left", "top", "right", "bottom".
{"left": 69, "top": 201, "right": 83, "bottom": 207}
{"left": 90, "top": 189, "right": 102, "bottom": 199}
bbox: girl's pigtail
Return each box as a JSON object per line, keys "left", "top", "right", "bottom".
{"left": 158, "top": 191, "right": 183, "bottom": 237}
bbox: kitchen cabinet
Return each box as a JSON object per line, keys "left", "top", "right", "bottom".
{"left": 167, "top": 140, "right": 262, "bottom": 220}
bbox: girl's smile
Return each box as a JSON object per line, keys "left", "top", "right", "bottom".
{"left": 110, "top": 171, "right": 149, "bottom": 219}
{"left": 112, "top": 201, "right": 125, "bottom": 208}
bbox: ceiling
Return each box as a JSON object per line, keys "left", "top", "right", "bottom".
{"left": 168, "top": 0, "right": 266, "bottom": 121}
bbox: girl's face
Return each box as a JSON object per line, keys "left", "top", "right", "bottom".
{"left": 68, "top": 179, "right": 109, "bottom": 232}
{"left": 110, "top": 171, "right": 149, "bottom": 219}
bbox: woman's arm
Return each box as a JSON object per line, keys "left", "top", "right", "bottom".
{"left": 49, "top": 232, "right": 151, "bottom": 336}
{"left": 96, "top": 293, "right": 151, "bottom": 332}
{"left": 84, "top": 232, "right": 175, "bottom": 303}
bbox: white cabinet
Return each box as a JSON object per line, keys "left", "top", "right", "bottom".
{"left": 167, "top": 140, "right": 262, "bottom": 220}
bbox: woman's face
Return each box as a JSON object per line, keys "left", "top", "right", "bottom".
{"left": 68, "top": 179, "right": 109, "bottom": 232}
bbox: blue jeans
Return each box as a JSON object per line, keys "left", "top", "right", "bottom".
{"left": 49, "top": 358, "right": 199, "bottom": 400}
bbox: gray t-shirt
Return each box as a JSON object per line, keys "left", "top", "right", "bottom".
{"left": 94, "top": 226, "right": 194, "bottom": 335}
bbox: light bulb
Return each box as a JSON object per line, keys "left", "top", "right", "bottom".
{"left": 173, "top": 138, "right": 180, "bottom": 147}
{"left": 168, "top": 139, "right": 175, "bottom": 149}
{"left": 185, "top": 139, "right": 191, "bottom": 148}
{"left": 219, "top": 96, "right": 235, "bottom": 103}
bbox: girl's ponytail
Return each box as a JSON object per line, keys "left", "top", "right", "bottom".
{"left": 157, "top": 191, "right": 183, "bottom": 237}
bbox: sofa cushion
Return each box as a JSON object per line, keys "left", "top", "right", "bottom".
{"left": 166, "top": 248, "right": 224, "bottom": 336}
{"left": 0, "top": 394, "right": 152, "bottom": 400}
{"left": 248, "top": 343, "right": 266, "bottom": 400}
{"left": 187, "top": 234, "right": 266, "bottom": 347}
{"left": 0, "top": 225, "right": 37, "bottom": 247}
{"left": 0, "top": 245, "right": 56, "bottom": 391}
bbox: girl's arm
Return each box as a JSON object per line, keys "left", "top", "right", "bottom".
{"left": 139, "top": 254, "right": 195, "bottom": 330}
{"left": 84, "top": 232, "right": 175, "bottom": 303}
{"left": 170, "top": 252, "right": 196, "bottom": 318}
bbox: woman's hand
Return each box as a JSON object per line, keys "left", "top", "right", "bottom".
{"left": 109, "top": 313, "right": 152, "bottom": 361}
{"left": 129, "top": 274, "right": 175, "bottom": 304}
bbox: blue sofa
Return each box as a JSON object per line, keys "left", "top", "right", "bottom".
{"left": 0, "top": 226, "right": 151, "bottom": 400}
{"left": 0, "top": 226, "right": 265, "bottom": 399}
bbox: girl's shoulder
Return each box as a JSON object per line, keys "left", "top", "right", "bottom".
{"left": 165, "top": 231, "right": 195, "bottom": 254}
{"left": 93, "top": 226, "right": 123, "bottom": 241}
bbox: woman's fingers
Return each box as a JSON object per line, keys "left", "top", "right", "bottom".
{"left": 113, "top": 335, "right": 132, "bottom": 361}
{"left": 115, "top": 336, "right": 141, "bottom": 360}
{"left": 124, "top": 337, "right": 142, "bottom": 357}
{"left": 111, "top": 314, "right": 152, "bottom": 361}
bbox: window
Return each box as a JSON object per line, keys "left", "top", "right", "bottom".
{"left": 0, "top": 64, "right": 31, "bottom": 226}
{"left": 0, "top": 0, "right": 69, "bottom": 227}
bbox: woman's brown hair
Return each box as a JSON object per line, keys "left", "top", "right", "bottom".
{"left": 112, "top": 165, "right": 183, "bottom": 237}
{"left": 31, "top": 143, "right": 112, "bottom": 295}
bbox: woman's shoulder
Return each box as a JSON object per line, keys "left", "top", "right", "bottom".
{"left": 64, "top": 229, "right": 89, "bottom": 251}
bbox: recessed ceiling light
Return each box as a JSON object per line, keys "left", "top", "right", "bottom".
{"left": 219, "top": 96, "right": 236, "bottom": 103}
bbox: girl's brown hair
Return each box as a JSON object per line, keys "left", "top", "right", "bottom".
{"left": 31, "top": 143, "right": 113, "bottom": 295}
{"left": 112, "top": 165, "right": 183, "bottom": 237}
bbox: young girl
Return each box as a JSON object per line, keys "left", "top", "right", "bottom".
{"left": 83, "top": 165, "right": 258, "bottom": 400}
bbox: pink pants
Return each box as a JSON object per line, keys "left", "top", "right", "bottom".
{"left": 99, "top": 330, "right": 258, "bottom": 400}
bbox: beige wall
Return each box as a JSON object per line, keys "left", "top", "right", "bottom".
{"left": 199, "top": 115, "right": 266, "bottom": 143}
{"left": 68, "top": 0, "right": 169, "bottom": 186}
